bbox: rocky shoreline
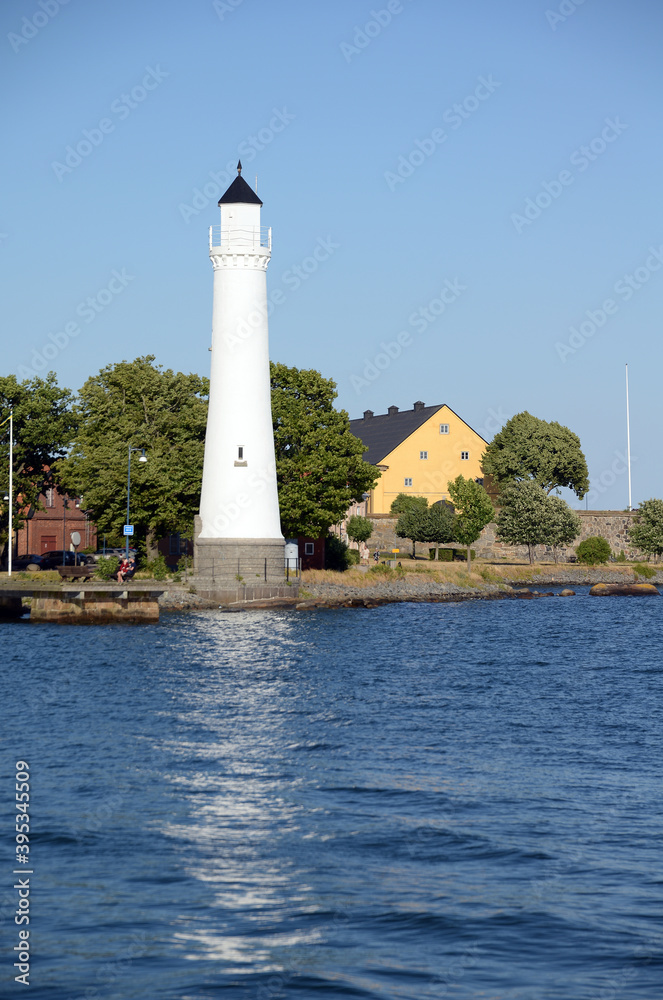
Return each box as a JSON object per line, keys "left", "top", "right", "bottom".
{"left": 156, "top": 565, "right": 662, "bottom": 612}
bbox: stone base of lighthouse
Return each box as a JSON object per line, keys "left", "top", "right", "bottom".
{"left": 192, "top": 517, "right": 297, "bottom": 604}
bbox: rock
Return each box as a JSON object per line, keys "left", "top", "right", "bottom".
{"left": 589, "top": 582, "right": 660, "bottom": 597}
{"left": 560, "top": 589, "right": 576, "bottom": 597}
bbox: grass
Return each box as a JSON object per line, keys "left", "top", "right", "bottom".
{"left": 300, "top": 558, "right": 663, "bottom": 593}
{"left": 301, "top": 562, "right": 495, "bottom": 590}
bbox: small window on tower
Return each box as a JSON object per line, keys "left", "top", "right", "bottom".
{"left": 461, "top": 451, "right": 469, "bottom": 460}
{"left": 420, "top": 451, "right": 428, "bottom": 460}
{"left": 404, "top": 477, "right": 413, "bottom": 487}
{"left": 238, "top": 447, "right": 243, "bottom": 459}
{"left": 440, "top": 424, "right": 450, "bottom": 434}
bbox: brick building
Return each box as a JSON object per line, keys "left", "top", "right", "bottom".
{"left": 15, "top": 488, "right": 97, "bottom": 557}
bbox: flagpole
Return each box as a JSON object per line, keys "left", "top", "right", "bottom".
{"left": 8, "top": 410, "right": 13, "bottom": 577}
{"left": 625, "top": 364, "right": 632, "bottom": 512}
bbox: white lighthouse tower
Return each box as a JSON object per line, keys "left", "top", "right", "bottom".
{"left": 194, "top": 162, "right": 289, "bottom": 600}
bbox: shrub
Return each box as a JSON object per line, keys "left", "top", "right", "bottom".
{"left": 369, "top": 562, "right": 393, "bottom": 576}
{"left": 325, "top": 534, "right": 351, "bottom": 571}
{"left": 96, "top": 556, "right": 119, "bottom": 580}
{"left": 633, "top": 563, "right": 656, "bottom": 580}
{"left": 145, "top": 556, "right": 169, "bottom": 580}
{"left": 430, "top": 547, "right": 453, "bottom": 561}
{"left": 346, "top": 548, "right": 360, "bottom": 566}
{"left": 576, "top": 536, "right": 611, "bottom": 565}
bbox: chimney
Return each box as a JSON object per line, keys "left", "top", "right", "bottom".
{"left": 363, "top": 409, "right": 373, "bottom": 419}
{"left": 387, "top": 405, "right": 399, "bottom": 416}
{"left": 413, "top": 401, "right": 425, "bottom": 411}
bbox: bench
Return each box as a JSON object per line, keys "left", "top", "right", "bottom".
{"left": 56, "top": 565, "right": 96, "bottom": 582}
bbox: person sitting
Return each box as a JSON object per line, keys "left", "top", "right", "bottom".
{"left": 116, "top": 557, "right": 130, "bottom": 583}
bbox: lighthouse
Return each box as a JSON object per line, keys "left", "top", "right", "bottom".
{"left": 194, "top": 162, "right": 289, "bottom": 599}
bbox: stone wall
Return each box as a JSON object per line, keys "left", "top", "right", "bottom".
{"left": 366, "top": 511, "right": 640, "bottom": 562}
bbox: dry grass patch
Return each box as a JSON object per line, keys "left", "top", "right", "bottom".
{"left": 301, "top": 563, "right": 496, "bottom": 590}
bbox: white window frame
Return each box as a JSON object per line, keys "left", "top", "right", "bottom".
{"left": 420, "top": 451, "right": 428, "bottom": 460}
{"left": 304, "top": 542, "right": 314, "bottom": 556}
{"left": 461, "top": 451, "right": 469, "bottom": 460}
{"left": 404, "top": 477, "right": 413, "bottom": 487}
{"left": 439, "top": 424, "right": 450, "bottom": 434}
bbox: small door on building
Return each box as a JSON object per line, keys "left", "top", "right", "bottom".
{"left": 41, "top": 535, "right": 57, "bottom": 553}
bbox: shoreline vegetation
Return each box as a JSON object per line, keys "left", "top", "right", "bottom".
{"left": 1, "top": 562, "right": 660, "bottom": 614}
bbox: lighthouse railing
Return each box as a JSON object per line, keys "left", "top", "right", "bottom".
{"left": 208, "top": 226, "right": 272, "bottom": 252}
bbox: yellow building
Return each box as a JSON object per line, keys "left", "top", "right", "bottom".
{"left": 350, "top": 401, "right": 487, "bottom": 514}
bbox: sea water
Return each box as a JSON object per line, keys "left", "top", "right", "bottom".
{"left": 1, "top": 593, "right": 662, "bottom": 999}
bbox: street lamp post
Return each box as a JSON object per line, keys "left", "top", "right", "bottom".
{"left": 3, "top": 410, "right": 13, "bottom": 577}
{"left": 126, "top": 446, "right": 147, "bottom": 558}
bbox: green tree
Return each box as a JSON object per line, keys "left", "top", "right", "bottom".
{"left": 390, "top": 493, "right": 429, "bottom": 515}
{"left": 394, "top": 503, "right": 455, "bottom": 559}
{"left": 545, "top": 496, "right": 582, "bottom": 563}
{"left": 60, "top": 357, "right": 208, "bottom": 555}
{"left": 422, "top": 502, "right": 456, "bottom": 560}
{"left": 395, "top": 507, "right": 428, "bottom": 558}
{"left": 447, "top": 475, "right": 494, "bottom": 567}
{"left": 628, "top": 499, "right": 663, "bottom": 559}
{"left": 346, "top": 515, "right": 373, "bottom": 545}
{"left": 495, "top": 480, "right": 552, "bottom": 564}
{"left": 0, "top": 373, "right": 77, "bottom": 554}
{"left": 482, "top": 411, "right": 589, "bottom": 498}
{"left": 271, "top": 363, "right": 379, "bottom": 538}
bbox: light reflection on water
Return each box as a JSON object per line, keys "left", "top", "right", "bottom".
{"left": 2, "top": 597, "right": 663, "bottom": 999}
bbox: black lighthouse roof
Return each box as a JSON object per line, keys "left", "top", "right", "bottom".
{"left": 218, "top": 160, "right": 263, "bottom": 206}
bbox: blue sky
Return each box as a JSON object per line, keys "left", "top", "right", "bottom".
{"left": 2, "top": 0, "right": 662, "bottom": 509}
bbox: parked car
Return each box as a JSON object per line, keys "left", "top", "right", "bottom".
{"left": 11, "top": 554, "right": 45, "bottom": 571}
{"left": 90, "top": 548, "right": 137, "bottom": 563}
{"left": 40, "top": 550, "right": 89, "bottom": 570}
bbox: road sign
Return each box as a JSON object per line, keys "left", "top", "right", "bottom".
{"left": 70, "top": 531, "right": 81, "bottom": 547}
{"left": 123, "top": 525, "right": 134, "bottom": 536}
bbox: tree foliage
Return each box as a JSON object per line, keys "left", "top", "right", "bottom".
{"left": 394, "top": 501, "right": 455, "bottom": 559}
{"left": 0, "top": 373, "right": 77, "bottom": 547}
{"left": 546, "top": 496, "right": 582, "bottom": 563}
{"left": 271, "top": 363, "right": 379, "bottom": 538}
{"left": 394, "top": 508, "right": 427, "bottom": 558}
{"left": 390, "top": 493, "right": 429, "bottom": 516}
{"left": 482, "top": 411, "right": 589, "bottom": 498}
{"left": 496, "top": 480, "right": 551, "bottom": 564}
{"left": 60, "top": 357, "right": 208, "bottom": 551}
{"left": 422, "top": 502, "right": 456, "bottom": 560}
{"left": 346, "top": 515, "right": 373, "bottom": 544}
{"left": 447, "top": 475, "right": 494, "bottom": 566}
{"left": 628, "top": 499, "right": 663, "bottom": 559}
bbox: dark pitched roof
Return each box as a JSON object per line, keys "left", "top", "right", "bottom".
{"left": 349, "top": 403, "right": 443, "bottom": 464}
{"left": 218, "top": 173, "right": 263, "bottom": 206}
{"left": 350, "top": 402, "right": 488, "bottom": 464}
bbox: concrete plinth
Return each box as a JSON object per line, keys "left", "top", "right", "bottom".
{"left": 193, "top": 520, "right": 297, "bottom": 603}
{"left": 190, "top": 580, "right": 298, "bottom": 604}
{"left": 29, "top": 587, "right": 164, "bottom": 623}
